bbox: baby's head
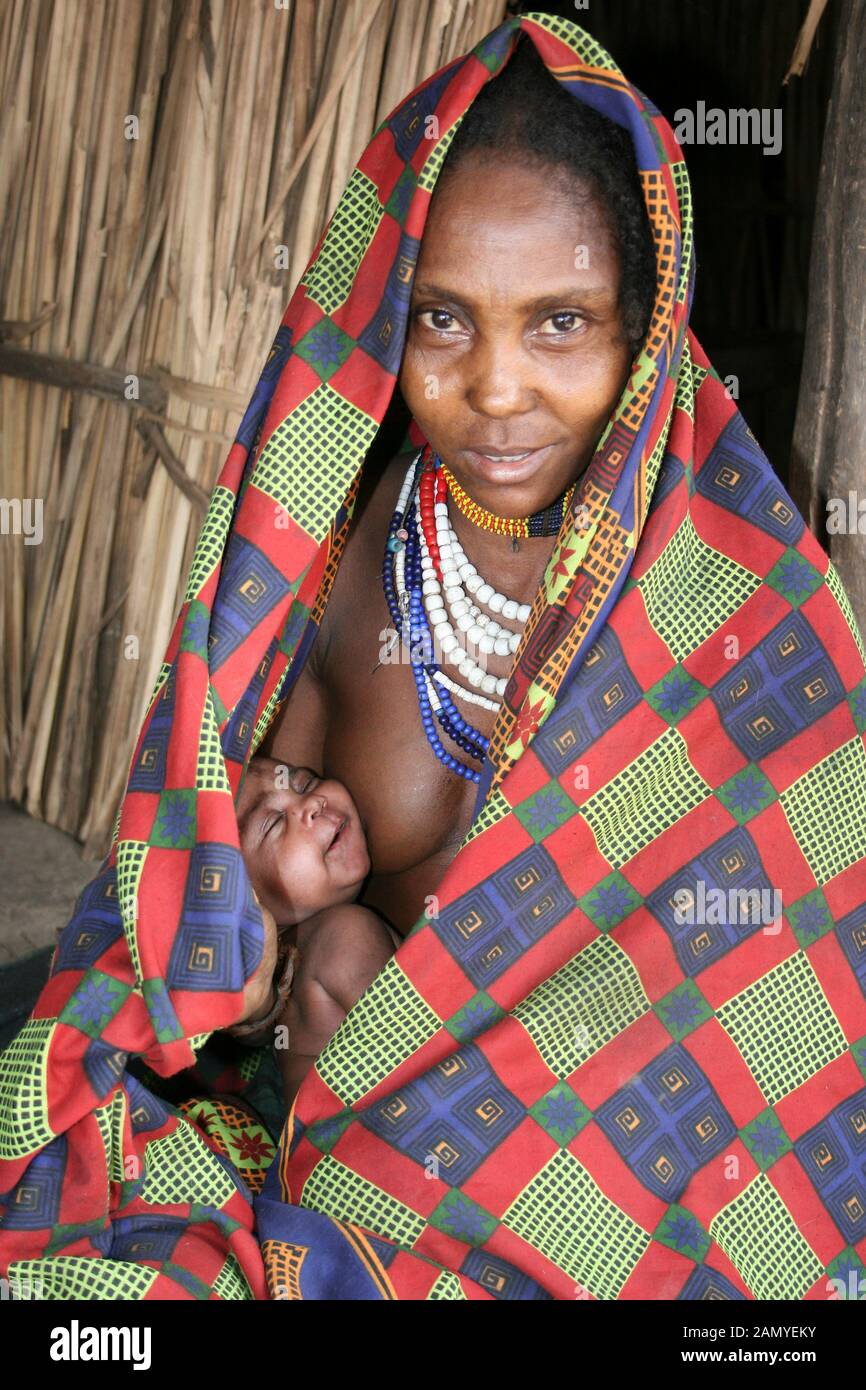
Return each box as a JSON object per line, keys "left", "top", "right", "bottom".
{"left": 237, "top": 756, "right": 370, "bottom": 926}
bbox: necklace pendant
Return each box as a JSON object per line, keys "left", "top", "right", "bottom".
{"left": 511, "top": 536, "right": 520, "bottom": 554}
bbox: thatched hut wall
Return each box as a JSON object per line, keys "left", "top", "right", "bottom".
{"left": 0, "top": 0, "right": 506, "bottom": 855}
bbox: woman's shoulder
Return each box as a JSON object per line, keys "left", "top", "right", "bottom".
{"left": 353, "top": 448, "right": 416, "bottom": 531}
{"left": 314, "top": 448, "right": 414, "bottom": 653}
{"left": 327, "top": 450, "right": 413, "bottom": 581}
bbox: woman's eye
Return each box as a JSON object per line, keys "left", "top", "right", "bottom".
{"left": 416, "top": 308, "right": 460, "bottom": 333}
{"left": 537, "top": 311, "right": 584, "bottom": 336}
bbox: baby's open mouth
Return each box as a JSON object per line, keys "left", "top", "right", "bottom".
{"left": 325, "top": 815, "right": 348, "bottom": 853}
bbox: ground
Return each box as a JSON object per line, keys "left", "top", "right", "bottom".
{"left": 0, "top": 802, "right": 95, "bottom": 966}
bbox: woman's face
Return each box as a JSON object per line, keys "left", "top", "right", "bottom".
{"left": 400, "top": 154, "right": 637, "bottom": 515}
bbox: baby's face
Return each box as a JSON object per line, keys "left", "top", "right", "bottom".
{"left": 237, "top": 757, "right": 370, "bottom": 926}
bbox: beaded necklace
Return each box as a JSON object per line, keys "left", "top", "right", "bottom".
{"left": 381, "top": 446, "right": 572, "bottom": 780}
{"left": 439, "top": 458, "right": 575, "bottom": 539}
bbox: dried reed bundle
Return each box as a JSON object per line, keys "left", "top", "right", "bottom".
{"left": 0, "top": 0, "right": 507, "bottom": 857}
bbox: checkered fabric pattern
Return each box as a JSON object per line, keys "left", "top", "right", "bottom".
{"left": 3, "top": 11, "right": 866, "bottom": 1301}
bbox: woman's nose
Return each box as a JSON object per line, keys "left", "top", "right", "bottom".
{"left": 463, "top": 337, "right": 536, "bottom": 417}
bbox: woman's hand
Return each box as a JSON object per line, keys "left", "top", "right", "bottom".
{"left": 238, "top": 898, "right": 280, "bottom": 1024}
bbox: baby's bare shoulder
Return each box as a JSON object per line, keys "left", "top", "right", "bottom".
{"left": 300, "top": 902, "right": 392, "bottom": 950}
{"left": 295, "top": 903, "right": 396, "bottom": 1013}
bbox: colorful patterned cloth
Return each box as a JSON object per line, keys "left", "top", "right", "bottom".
{"left": 3, "top": 11, "right": 866, "bottom": 1301}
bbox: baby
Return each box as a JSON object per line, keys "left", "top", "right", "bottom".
{"left": 234, "top": 755, "right": 398, "bottom": 1106}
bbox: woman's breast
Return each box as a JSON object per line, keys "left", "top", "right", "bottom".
{"left": 317, "top": 576, "right": 497, "bottom": 931}
{"left": 323, "top": 625, "right": 485, "bottom": 874}
{"left": 282, "top": 454, "right": 516, "bottom": 933}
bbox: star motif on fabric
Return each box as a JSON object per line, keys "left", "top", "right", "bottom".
{"left": 146, "top": 983, "right": 180, "bottom": 1039}
{"left": 725, "top": 769, "right": 771, "bottom": 816}
{"left": 459, "top": 998, "right": 497, "bottom": 1035}
{"left": 157, "top": 791, "right": 195, "bottom": 845}
{"left": 183, "top": 606, "right": 210, "bottom": 651}
{"left": 589, "top": 879, "right": 635, "bottom": 928}
{"left": 539, "top": 1090, "right": 581, "bottom": 1136}
{"left": 775, "top": 553, "right": 818, "bottom": 601}
{"left": 303, "top": 320, "right": 350, "bottom": 373}
{"left": 791, "top": 895, "right": 829, "bottom": 939}
{"left": 525, "top": 789, "right": 567, "bottom": 834}
{"left": 309, "top": 1114, "right": 352, "bottom": 1150}
{"left": 438, "top": 1193, "right": 492, "bottom": 1244}
{"left": 656, "top": 669, "right": 698, "bottom": 718}
{"left": 662, "top": 1210, "right": 704, "bottom": 1252}
{"left": 229, "top": 1130, "right": 276, "bottom": 1164}
{"left": 514, "top": 698, "right": 548, "bottom": 748}
{"left": 550, "top": 546, "right": 577, "bottom": 581}
{"left": 746, "top": 1114, "right": 786, "bottom": 1163}
{"left": 70, "top": 976, "right": 122, "bottom": 1028}
{"left": 662, "top": 989, "right": 704, "bottom": 1032}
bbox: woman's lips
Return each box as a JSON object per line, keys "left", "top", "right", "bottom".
{"left": 462, "top": 443, "right": 556, "bottom": 484}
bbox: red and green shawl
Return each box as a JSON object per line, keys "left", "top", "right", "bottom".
{"left": 3, "top": 11, "right": 866, "bottom": 1302}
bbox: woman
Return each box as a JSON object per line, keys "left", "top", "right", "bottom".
{"left": 261, "top": 33, "right": 656, "bottom": 939}
{"left": 2, "top": 13, "right": 865, "bottom": 1303}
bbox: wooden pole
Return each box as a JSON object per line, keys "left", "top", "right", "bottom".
{"left": 789, "top": 0, "right": 866, "bottom": 638}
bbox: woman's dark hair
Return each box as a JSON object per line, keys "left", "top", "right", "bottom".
{"left": 436, "top": 35, "right": 657, "bottom": 354}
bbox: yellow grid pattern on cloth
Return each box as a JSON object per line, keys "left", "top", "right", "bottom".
{"left": 94, "top": 1087, "right": 128, "bottom": 1185}
{"left": 116, "top": 839, "right": 148, "bottom": 989}
{"left": 7, "top": 1255, "right": 158, "bottom": 1300}
{"left": 580, "top": 726, "right": 711, "bottom": 871}
{"left": 212, "top": 1251, "right": 255, "bottom": 1300}
{"left": 426, "top": 1269, "right": 468, "bottom": 1298}
{"left": 503, "top": 1148, "right": 650, "bottom": 1298}
{"left": 513, "top": 934, "right": 649, "bottom": 1077}
{"left": 715, "top": 951, "right": 847, "bottom": 1106}
{"left": 825, "top": 562, "right": 866, "bottom": 663}
{"left": 183, "top": 485, "right": 236, "bottom": 605}
{"left": 250, "top": 384, "right": 375, "bottom": 544}
{"left": 638, "top": 512, "right": 762, "bottom": 663}
{"left": 315, "top": 957, "right": 442, "bottom": 1107}
{"left": 463, "top": 785, "right": 513, "bottom": 844}
{"left": 197, "top": 686, "right": 232, "bottom": 793}
{"left": 780, "top": 737, "right": 866, "bottom": 886}
{"left": 301, "top": 1153, "right": 426, "bottom": 1247}
{"left": 417, "top": 113, "right": 466, "bottom": 192}
{"left": 139, "top": 1124, "right": 238, "bottom": 1209}
{"left": 710, "top": 1173, "right": 825, "bottom": 1301}
{"left": 301, "top": 168, "right": 384, "bottom": 316}
{"left": 0, "top": 1018, "right": 57, "bottom": 1160}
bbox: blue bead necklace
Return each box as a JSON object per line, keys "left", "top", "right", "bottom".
{"left": 382, "top": 449, "right": 489, "bottom": 782}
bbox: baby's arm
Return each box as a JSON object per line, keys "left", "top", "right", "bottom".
{"left": 276, "top": 903, "right": 396, "bottom": 1108}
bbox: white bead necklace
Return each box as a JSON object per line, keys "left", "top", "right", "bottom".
{"left": 390, "top": 455, "right": 537, "bottom": 713}
{"left": 417, "top": 513, "right": 507, "bottom": 699}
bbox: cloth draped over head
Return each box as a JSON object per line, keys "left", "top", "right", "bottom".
{"left": 3, "top": 10, "right": 866, "bottom": 1302}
